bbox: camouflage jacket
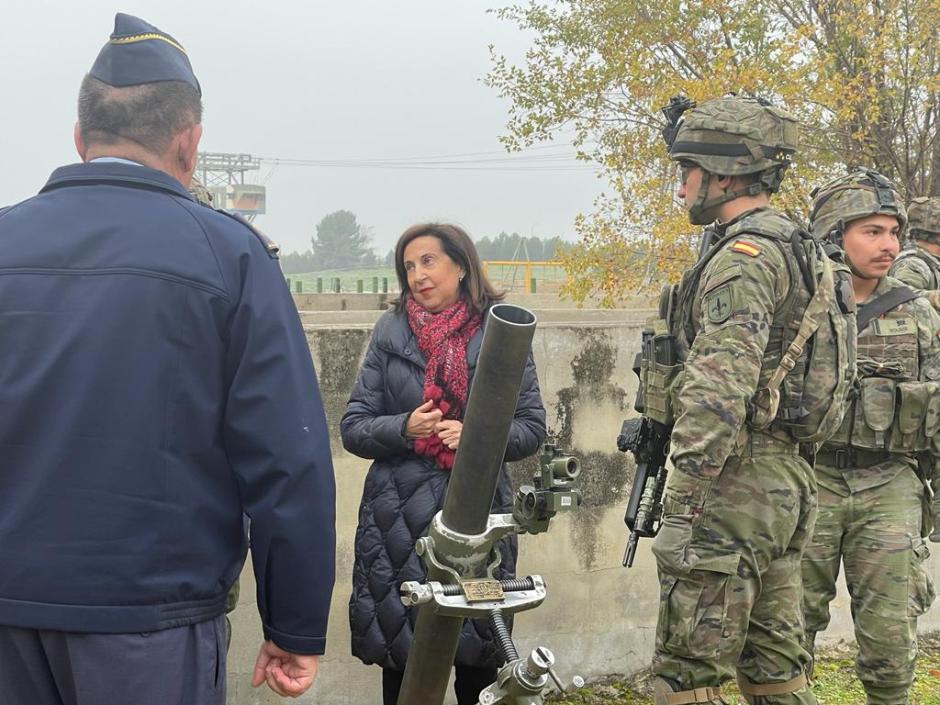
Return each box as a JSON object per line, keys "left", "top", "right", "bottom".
{"left": 671, "top": 207, "right": 804, "bottom": 478}
{"left": 819, "top": 276, "right": 940, "bottom": 495}
{"left": 889, "top": 246, "right": 940, "bottom": 310}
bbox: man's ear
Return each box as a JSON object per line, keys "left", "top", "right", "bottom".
{"left": 177, "top": 123, "right": 203, "bottom": 181}
{"left": 74, "top": 122, "right": 88, "bottom": 161}
{"left": 715, "top": 173, "right": 735, "bottom": 190}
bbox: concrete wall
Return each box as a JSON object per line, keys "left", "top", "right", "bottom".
{"left": 225, "top": 311, "right": 940, "bottom": 705}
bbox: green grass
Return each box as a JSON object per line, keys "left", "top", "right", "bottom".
{"left": 547, "top": 645, "right": 940, "bottom": 704}
{"left": 283, "top": 267, "right": 396, "bottom": 294}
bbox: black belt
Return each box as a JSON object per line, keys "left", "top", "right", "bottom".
{"left": 816, "top": 447, "right": 892, "bottom": 469}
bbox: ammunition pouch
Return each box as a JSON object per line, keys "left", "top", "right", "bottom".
{"left": 636, "top": 315, "right": 683, "bottom": 426}
{"left": 890, "top": 381, "right": 936, "bottom": 453}
{"left": 640, "top": 355, "right": 683, "bottom": 426}
{"left": 823, "top": 378, "right": 940, "bottom": 457}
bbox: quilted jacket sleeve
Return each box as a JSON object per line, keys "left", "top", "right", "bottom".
{"left": 504, "top": 352, "right": 547, "bottom": 461}
{"left": 341, "top": 336, "right": 413, "bottom": 460}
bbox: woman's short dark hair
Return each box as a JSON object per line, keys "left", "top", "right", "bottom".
{"left": 394, "top": 223, "right": 505, "bottom": 315}
{"left": 77, "top": 75, "right": 202, "bottom": 155}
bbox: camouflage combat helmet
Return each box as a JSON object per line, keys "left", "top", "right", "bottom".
{"left": 188, "top": 176, "right": 213, "bottom": 207}
{"left": 808, "top": 168, "right": 907, "bottom": 243}
{"left": 661, "top": 94, "right": 799, "bottom": 224}
{"left": 907, "top": 196, "right": 940, "bottom": 243}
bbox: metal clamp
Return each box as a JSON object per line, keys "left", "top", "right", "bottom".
{"left": 477, "top": 647, "right": 585, "bottom": 705}
{"left": 400, "top": 576, "right": 546, "bottom": 619}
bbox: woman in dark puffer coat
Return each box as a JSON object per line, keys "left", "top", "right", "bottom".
{"left": 341, "top": 222, "right": 546, "bottom": 705}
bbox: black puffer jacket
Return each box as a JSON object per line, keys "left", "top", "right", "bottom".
{"left": 341, "top": 307, "right": 546, "bottom": 670}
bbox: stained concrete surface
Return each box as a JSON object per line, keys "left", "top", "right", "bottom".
{"left": 224, "top": 302, "right": 940, "bottom": 705}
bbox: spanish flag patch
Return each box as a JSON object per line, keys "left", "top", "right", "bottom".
{"left": 730, "top": 240, "right": 761, "bottom": 257}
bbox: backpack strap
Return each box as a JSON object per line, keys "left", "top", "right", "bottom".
{"left": 856, "top": 286, "right": 918, "bottom": 332}
{"left": 749, "top": 245, "right": 836, "bottom": 427}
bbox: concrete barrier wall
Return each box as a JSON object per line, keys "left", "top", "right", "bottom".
{"left": 225, "top": 313, "right": 940, "bottom": 705}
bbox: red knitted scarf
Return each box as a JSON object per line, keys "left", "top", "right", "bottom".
{"left": 405, "top": 296, "right": 481, "bottom": 470}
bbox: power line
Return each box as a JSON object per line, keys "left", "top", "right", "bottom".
{"left": 255, "top": 143, "right": 598, "bottom": 172}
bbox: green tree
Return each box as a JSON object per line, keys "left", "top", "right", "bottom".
{"left": 280, "top": 250, "right": 316, "bottom": 275}
{"left": 473, "top": 232, "right": 565, "bottom": 260}
{"left": 310, "top": 210, "right": 375, "bottom": 270}
{"left": 487, "top": 0, "right": 940, "bottom": 304}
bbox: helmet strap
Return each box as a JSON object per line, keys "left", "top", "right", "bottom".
{"left": 688, "top": 172, "right": 765, "bottom": 225}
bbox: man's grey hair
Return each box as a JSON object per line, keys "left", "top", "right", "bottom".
{"left": 77, "top": 75, "right": 203, "bottom": 154}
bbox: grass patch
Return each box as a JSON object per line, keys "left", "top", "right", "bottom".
{"left": 547, "top": 644, "right": 940, "bottom": 704}
{"left": 284, "top": 268, "right": 396, "bottom": 294}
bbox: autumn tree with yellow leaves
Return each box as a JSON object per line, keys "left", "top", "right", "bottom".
{"left": 486, "top": 0, "right": 940, "bottom": 305}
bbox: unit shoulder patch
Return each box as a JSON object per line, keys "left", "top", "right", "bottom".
{"left": 729, "top": 240, "right": 761, "bottom": 257}
{"left": 705, "top": 284, "right": 734, "bottom": 324}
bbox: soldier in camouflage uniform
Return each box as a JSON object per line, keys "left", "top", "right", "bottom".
{"left": 888, "top": 197, "right": 940, "bottom": 542}
{"left": 889, "top": 197, "right": 940, "bottom": 306}
{"left": 648, "top": 96, "right": 853, "bottom": 705}
{"left": 803, "top": 170, "right": 938, "bottom": 705}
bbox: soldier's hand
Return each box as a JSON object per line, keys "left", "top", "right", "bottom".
{"left": 406, "top": 400, "right": 443, "bottom": 439}
{"left": 252, "top": 640, "right": 320, "bottom": 698}
{"left": 436, "top": 419, "right": 463, "bottom": 450}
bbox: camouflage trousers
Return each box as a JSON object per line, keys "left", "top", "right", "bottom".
{"left": 801, "top": 466, "right": 936, "bottom": 705}
{"left": 651, "top": 445, "right": 818, "bottom": 705}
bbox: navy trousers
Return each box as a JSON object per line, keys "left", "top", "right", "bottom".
{"left": 0, "top": 615, "right": 226, "bottom": 705}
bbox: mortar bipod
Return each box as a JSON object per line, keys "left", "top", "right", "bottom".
{"left": 400, "top": 520, "right": 582, "bottom": 704}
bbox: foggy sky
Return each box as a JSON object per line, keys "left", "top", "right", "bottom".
{"left": 1, "top": 1, "right": 603, "bottom": 255}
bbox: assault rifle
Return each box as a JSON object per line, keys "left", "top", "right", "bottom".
{"left": 619, "top": 416, "right": 670, "bottom": 567}
{"left": 619, "top": 326, "right": 676, "bottom": 567}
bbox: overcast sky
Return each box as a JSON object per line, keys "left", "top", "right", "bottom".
{"left": 0, "top": 1, "right": 603, "bottom": 255}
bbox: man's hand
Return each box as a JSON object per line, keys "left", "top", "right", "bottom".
{"left": 252, "top": 640, "right": 320, "bottom": 698}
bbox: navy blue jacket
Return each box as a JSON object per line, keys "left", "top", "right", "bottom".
{"left": 0, "top": 162, "right": 335, "bottom": 655}
{"left": 342, "top": 308, "right": 545, "bottom": 669}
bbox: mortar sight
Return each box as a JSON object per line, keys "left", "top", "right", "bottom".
{"left": 540, "top": 442, "right": 580, "bottom": 484}
{"left": 513, "top": 441, "right": 583, "bottom": 534}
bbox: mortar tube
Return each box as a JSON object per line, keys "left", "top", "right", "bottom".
{"left": 397, "top": 303, "right": 537, "bottom": 705}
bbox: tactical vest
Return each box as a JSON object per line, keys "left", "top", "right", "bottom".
{"left": 636, "top": 209, "right": 856, "bottom": 443}
{"left": 893, "top": 247, "right": 940, "bottom": 289}
{"left": 824, "top": 288, "right": 940, "bottom": 455}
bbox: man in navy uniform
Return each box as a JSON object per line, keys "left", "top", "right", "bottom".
{"left": 0, "top": 14, "right": 335, "bottom": 704}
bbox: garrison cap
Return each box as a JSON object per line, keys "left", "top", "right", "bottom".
{"left": 89, "top": 13, "right": 201, "bottom": 95}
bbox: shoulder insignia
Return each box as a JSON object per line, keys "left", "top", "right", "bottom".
{"left": 730, "top": 240, "right": 761, "bottom": 257}
{"left": 705, "top": 285, "right": 734, "bottom": 324}
{"left": 220, "top": 210, "right": 280, "bottom": 259}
